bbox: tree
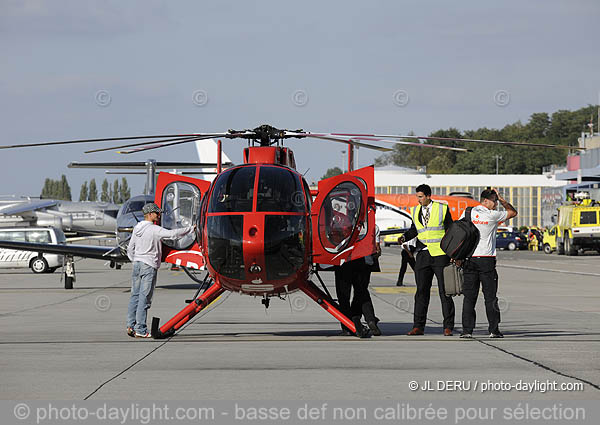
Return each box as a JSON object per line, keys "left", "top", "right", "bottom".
{"left": 375, "top": 105, "right": 598, "bottom": 175}
{"left": 60, "top": 175, "right": 72, "bottom": 201}
{"left": 88, "top": 179, "right": 98, "bottom": 201}
{"left": 100, "top": 179, "right": 110, "bottom": 202}
{"left": 112, "top": 179, "right": 120, "bottom": 203}
{"left": 120, "top": 177, "right": 131, "bottom": 202}
{"left": 321, "top": 167, "right": 343, "bottom": 180}
{"left": 79, "top": 182, "right": 88, "bottom": 201}
{"left": 41, "top": 178, "right": 52, "bottom": 199}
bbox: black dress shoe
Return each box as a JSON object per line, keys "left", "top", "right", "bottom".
{"left": 396, "top": 281, "right": 404, "bottom": 286}
{"left": 368, "top": 320, "right": 382, "bottom": 336}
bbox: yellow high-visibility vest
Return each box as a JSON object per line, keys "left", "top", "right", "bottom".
{"left": 412, "top": 201, "right": 448, "bottom": 257}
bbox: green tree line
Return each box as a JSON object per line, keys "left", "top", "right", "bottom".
{"left": 40, "top": 175, "right": 72, "bottom": 200}
{"left": 375, "top": 105, "right": 598, "bottom": 174}
{"left": 40, "top": 176, "right": 130, "bottom": 203}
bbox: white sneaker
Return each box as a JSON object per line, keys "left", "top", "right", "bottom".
{"left": 135, "top": 332, "right": 152, "bottom": 338}
{"left": 460, "top": 333, "right": 473, "bottom": 339}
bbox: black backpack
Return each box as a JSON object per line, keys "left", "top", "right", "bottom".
{"left": 440, "top": 207, "right": 480, "bottom": 260}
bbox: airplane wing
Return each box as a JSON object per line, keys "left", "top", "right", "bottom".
{"left": 0, "top": 200, "right": 58, "bottom": 217}
{"left": 0, "top": 241, "right": 128, "bottom": 261}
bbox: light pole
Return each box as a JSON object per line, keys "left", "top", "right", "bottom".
{"left": 341, "top": 150, "right": 346, "bottom": 172}
{"left": 494, "top": 155, "right": 502, "bottom": 174}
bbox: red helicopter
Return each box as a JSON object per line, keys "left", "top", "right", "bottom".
{"left": 0, "top": 124, "right": 576, "bottom": 337}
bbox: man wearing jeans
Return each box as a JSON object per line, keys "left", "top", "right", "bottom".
{"left": 126, "top": 203, "right": 194, "bottom": 338}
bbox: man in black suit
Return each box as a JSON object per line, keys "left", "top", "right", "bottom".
{"left": 398, "top": 184, "right": 454, "bottom": 336}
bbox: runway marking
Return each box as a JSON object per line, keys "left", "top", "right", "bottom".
{"left": 372, "top": 286, "right": 435, "bottom": 294}
{"left": 4, "top": 337, "right": 599, "bottom": 345}
{"left": 370, "top": 291, "right": 600, "bottom": 392}
{"left": 84, "top": 291, "right": 231, "bottom": 400}
{"left": 498, "top": 264, "right": 600, "bottom": 277}
{"left": 0, "top": 331, "right": 600, "bottom": 346}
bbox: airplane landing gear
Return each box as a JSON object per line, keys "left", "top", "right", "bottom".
{"left": 63, "top": 255, "right": 75, "bottom": 290}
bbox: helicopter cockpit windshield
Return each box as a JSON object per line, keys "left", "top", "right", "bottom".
{"left": 161, "top": 181, "right": 200, "bottom": 249}
{"left": 258, "top": 166, "right": 307, "bottom": 280}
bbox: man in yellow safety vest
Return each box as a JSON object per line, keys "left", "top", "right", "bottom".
{"left": 398, "top": 184, "right": 455, "bottom": 336}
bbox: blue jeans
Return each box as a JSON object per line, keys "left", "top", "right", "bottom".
{"left": 126, "top": 261, "right": 158, "bottom": 334}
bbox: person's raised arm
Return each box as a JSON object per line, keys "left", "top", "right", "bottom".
{"left": 494, "top": 188, "right": 517, "bottom": 220}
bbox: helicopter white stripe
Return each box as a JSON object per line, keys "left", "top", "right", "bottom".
{"left": 331, "top": 245, "right": 354, "bottom": 261}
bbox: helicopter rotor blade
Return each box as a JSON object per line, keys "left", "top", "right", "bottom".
{"left": 84, "top": 135, "right": 224, "bottom": 154}
{"left": 0, "top": 133, "right": 229, "bottom": 150}
{"left": 307, "top": 134, "right": 468, "bottom": 152}
{"left": 307, "top": 135, "right": 393, "bottom": 152}
{"left": 115, "top": 137, "right": 208, "bottom": 154}
{"left": 111, "top": 133, "right": 249, "bottom": 154}
{"left": 319, "top": 133, "right": 580, "bottom": 150}
{"left": 351, "top": 136, "right": 470, "bottom": 152}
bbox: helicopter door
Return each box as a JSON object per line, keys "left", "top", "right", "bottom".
{"left": 311, "top": 166, "right": 376, "bottom": 265}
{"left": 155, "top": 172, "right": 211, "bottom": 269}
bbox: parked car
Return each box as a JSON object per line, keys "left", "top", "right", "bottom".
{"left": 496, "top": 231, "right": 527, "bottom": 251}
{"left": 542, "top": 226, "right": 558, "bottom": 254}
{"left": 0, "top": 227, "right": 65, "bottom": 273}
{"left": 382, "top": 226, "right": 404, "bottom": 247}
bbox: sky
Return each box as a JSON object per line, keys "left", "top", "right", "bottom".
{"left": 1, "top": 0, "right": 599, "bottom": 198}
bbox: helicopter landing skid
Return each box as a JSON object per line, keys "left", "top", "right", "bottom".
{"left": 298, "top": 280, "right": 359, "bottom": 336}
{"left": 151, "top": 281, "right": 225, "bottom": 339}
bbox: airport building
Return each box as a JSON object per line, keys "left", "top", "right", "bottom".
{"left": 374, "top": 166, "right": 567, "bottom": 228}
{"left": 554, "top": 133, "right": 600, "bottom": 199}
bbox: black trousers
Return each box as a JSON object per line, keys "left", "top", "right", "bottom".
{"left": 462, "top": 257, "right": 501, "bottom": 334}
{"left": 334, "top": 259, "right": 378, "bottom": 330}
{"left": 413, "top": 251, "right": 454, "bottom": 330}
{"left": 397, "top": 250, "right": 416, "bottom": 284}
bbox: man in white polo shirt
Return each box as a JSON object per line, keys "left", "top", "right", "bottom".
{"left": 459, "top": 188, "right": 517, "bottom": 339}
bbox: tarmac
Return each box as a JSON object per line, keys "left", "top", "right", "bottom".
{"left": 1, "top": 247, "right": 599, "bottom": 402}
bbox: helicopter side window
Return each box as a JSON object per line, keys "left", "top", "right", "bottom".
{"left": 161, "top": 182, "right": 200, "bottom": 250}
{"left": 257, "top": 167, "right": 305, "bottom": 212}
{"left": 318, "top": 182, "right": 362, "bottom": 253}
{"left": 209, "top": 167, "right": 256, "bottom": 213}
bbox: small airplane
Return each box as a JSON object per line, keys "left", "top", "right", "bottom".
{"left": 0, "top": 196, "right": 120, "bottom": 235}
{"left": 0, "top": 159, "right": 231, "bottom": 282}
{"left": 0, "top": 124, "right": 575, "bottom": 336}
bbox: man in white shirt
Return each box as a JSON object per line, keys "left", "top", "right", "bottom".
{"left": 126, "top": 203, "right": 194, "bottom": 338}
{"left": 459, "top": 188, "right": 517, "bottom": 339}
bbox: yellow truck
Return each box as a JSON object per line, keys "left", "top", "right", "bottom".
{"left": 553, "top": 201, "right": 600, "bottom": 256}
